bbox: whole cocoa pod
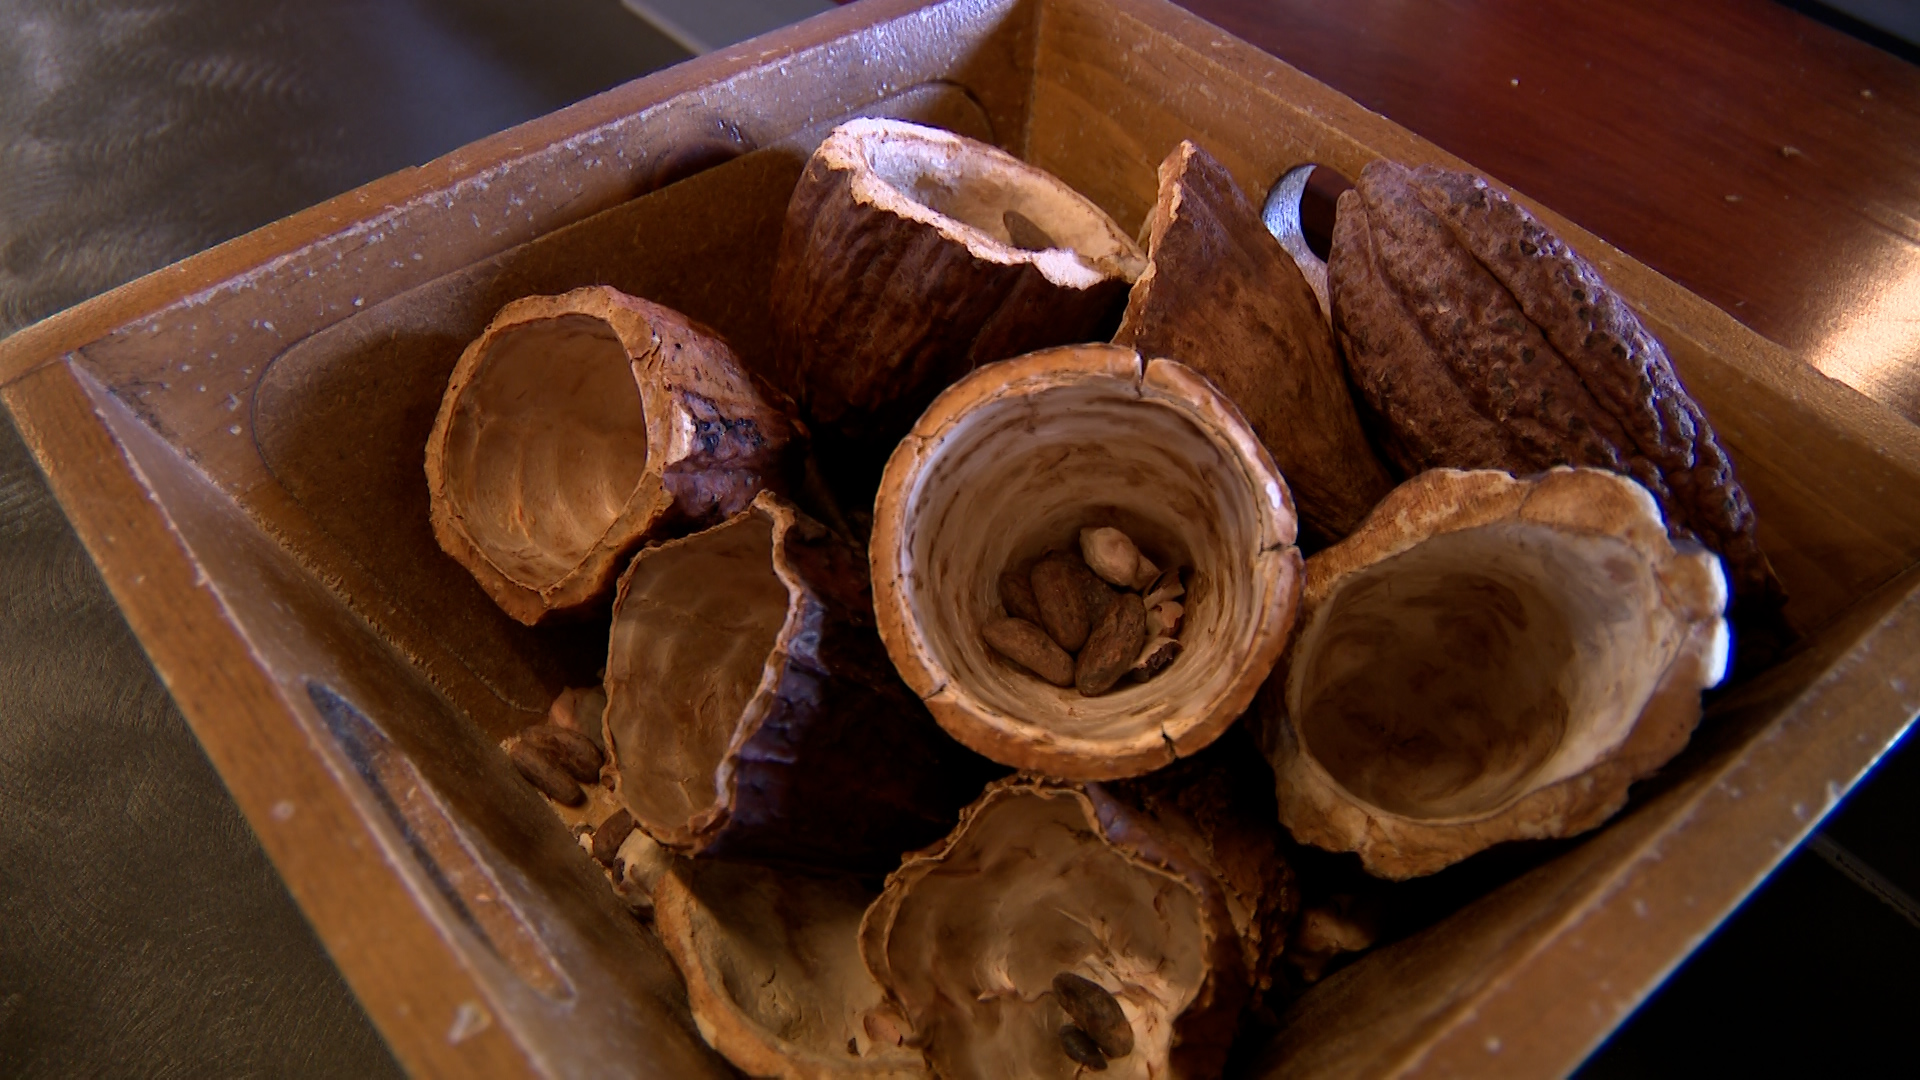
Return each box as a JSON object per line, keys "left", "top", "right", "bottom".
{"left": 1327, "top": 159, "right": 1782, "bottom": 616}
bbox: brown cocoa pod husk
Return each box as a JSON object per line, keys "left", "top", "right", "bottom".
{"left": 1327, "top": 159, "right": 1785, "bottom": 618}
{"left": 771, "top": 119, "right": 1144, "bottom": 502}
{"left": 1109, "top": 726, "right": 1300, "bottom": 1012}
{"left": 652, "top": 857, "right": 925, "bottom": 1078}
{"left": 518, "top": 724, "right": 604, "bottom": 784}
{"left": 590, "top": 808, "right": 637, "bottom": 867}
{"left": 859, "top": 776, "right": 1253, "bottom": 1080}
{"left": 606, "top": 491, "right": 1001, "bottom": 872}
{"left": 508, "top": 742, "right": 585, "bottom": 807}
{"left": 1029, "top": 555, "right": 1094, "bottom": 653}
{"left": 1115, "top": 142, "right": 1394, "bottom": 546}
{"left": 1075, "top": 594, "right": 1147, "bottom": 696}
{"left": 426, "top": 286, "right": 803, "bottom": 624}
{"left": 998, "top": 570, "right": 1044, "bottom": 626}
{"left": 981, "top": 617, "right": 1075, "bottom": 687}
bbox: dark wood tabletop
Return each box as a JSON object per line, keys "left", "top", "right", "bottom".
{"left": 1173, "top": 0, "right": 1920, "bottom": 424}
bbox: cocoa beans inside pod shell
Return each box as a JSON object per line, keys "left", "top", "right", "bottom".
{"left": 1115, "top": 141, "right": 1394, "bottom": 546}
{"left": 425, "top": 286, "right": 802, "bottom": 625}
{"left": 858, "top": 772, "right": 1281, "bottom": 1080}
{"left": 771, "top": 118, "right": 1145, "bottom": 500}
{"left": 605, "top": 490, "right": 1000, "bottom": 872}
{"left": 1327, "top": 159, "right": 1783, "bottom": 617}
{"left": 653, "top": 857, "right": 926, "bottom": 1079}
{"left": 1259, "top": 467, "right": 1731, "bottom": 879}
{"left": 872, "top": 343, "right": 1302, "bottom": 781}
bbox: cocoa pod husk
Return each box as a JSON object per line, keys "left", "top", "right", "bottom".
{"left": 426, "top": 286, "right": 803, "bottom": 624}
{"left": 605, "top": 491, "right": 1000, "bottom": 872}
{"left": 1115, "top": 141, "right": 1394, "bottom": 546}
{"left": 1327, "top": 159, "right": 1784, "bottom": 617}
{"left": 859, "top": 775, "right": 1255, "bottom": 1080}
{"left": 981, "top": 617, "right": 1075, "bottom": 687}
{"left": 771, "top": 119, "right": 1144, "bottom": 501}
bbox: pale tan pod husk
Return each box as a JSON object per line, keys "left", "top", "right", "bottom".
{"left": 653, "top": 858, "right": 927, "bottom": 1079}
{"left": 771, "top": 118, "right": 1145, "bottom": 495}
{"left": 858, "top": 777, "right": 1251, "bottom": 1080}
{"left": 425, "top": 285, "right": 800, "bottom": 625}
{"left": 1259, "top": 467, "right": 1731, "bottom": 880}
{"left": 1114, "top": 140, "right": 1393, "bottom": 546}
{"left": 870, "top": 343, "right": 1303, "bottom": 781}
{"left": 603, "top": 490, "right": 997, "bottom": 873}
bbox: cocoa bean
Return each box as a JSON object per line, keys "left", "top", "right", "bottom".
{"left": 983, "top": 618, "right": 1075, "bottom": 687}
{"left": 1000, "top": 570, "right": 1045, "bottom": 626}
{"left": 1052, "top": 973, "right": 1134, "bottom": 1059}
{"left": 1030, "top": 556, "right": 1093, "bottom": 652}
{"left": 509, "top": 742, "right": 585, "bottom": 806}
{"left": 592, "top": 808, "right": 637, "bottom": 866}
{"left": 520, "top": 724, "right": 604, "bottom": 783}
{"left": 1076, "top": 594, "right": 1147, "bottom": 696}
{"left": 1003, "top": 208, "right": 1058, "bottom": 252}
{"left": 1058, "top": 1026, "right": 1108, "bottom": 1070}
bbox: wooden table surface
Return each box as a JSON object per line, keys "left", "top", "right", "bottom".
{"left": 1173, "top": 0, "right": 1920, "bottom": 424}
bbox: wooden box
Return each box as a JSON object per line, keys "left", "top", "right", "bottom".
{"left": 5, "top": 0, "right": 1918, "bottom": 1074}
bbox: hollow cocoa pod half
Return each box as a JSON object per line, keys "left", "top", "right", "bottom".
{"left": 605, "top": 490, "right": 1000, "bottom": 872}
{"left": 1258, "top": 468, "right": 1731, "bottom": 879}
{"left": 872, "top": 344, "right": 1302, "bottom": 780}
{"left": 426, "top": 286, "right": 802, "bottom": 625}
{"left": 1115, "top": 141, "right": 1394, "bottom": 546}
{"left": 653, "top": 858, "right": 925, "bottom": 1079}
{"left": 859, "top": 759, "right": 1291, "bottom": 1080}
{"left": 771, "top": 119, "right": 1144, "bottom": 499}
{"left": 1327, "top": 158, "right": 1783, "bottom": 617}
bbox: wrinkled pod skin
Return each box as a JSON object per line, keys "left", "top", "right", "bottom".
{"left": 604, "top": 490, "right": 1002, "bottom": 873}
{"left": 425, "top": 285, "right": 802, "bottom": 624}
{"left": 771, "top": 118, "right": 1145, "bottom": 503}
{"left": 859, "top": 747, "right": 1296, "bottom": 1080}
{"left": 1327, "top": 159, "right": 1783, "bottom": 627}
{"left": 1259, "top": 468, "right": 1731, "bottom": 880}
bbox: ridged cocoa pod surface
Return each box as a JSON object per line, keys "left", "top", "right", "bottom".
{"left": 604, "top": 491, "right": 999, "bottom": 873}
{"left": 1259, "top": 468, "right": 1731, "bottom": 879}
{"left": 859, "top": 764, "right": 1289, "bottom": 1080}
{"left": 1327, "top": 160, "right": 1782, "bottom": 614}
{"left": 1116, "top": 141, "right": 1394, "bottom": 546}
{"left": 425, "top": 286, "right": 801, "bottom": 624}
{"left": 771, "top": 119, "right": 1145, "bottom": 497}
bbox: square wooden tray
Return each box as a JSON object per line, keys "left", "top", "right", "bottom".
{"left": 5, "top": 0, "right": 1918, "bottom": 1074}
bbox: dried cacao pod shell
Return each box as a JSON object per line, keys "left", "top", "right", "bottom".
{"left": 605, "top": 491, "right": 998, "bottom": 872}
{"left": 426, "top": 286, "right": 801, "bottom": 624}
{"left": 1115, "top": 141, "right": 1394, "bottom": 545}
{"left": 653, "top": 857, "right": 927, "bottom": 1078}
{"left": 1327, "top": 159, "right": 1782, "bottom": 613}
{"left": 771, "top": 119, "right": 1145, "bottom": 496}
{"left": 859, "top": 771, "right": 1283, "bottom": 1080}
{"left": 1258, "top": 468, "right": 1731, "bottom": 879}
{"left": 871, "top": 343, "right": 1302, "bottom": 781}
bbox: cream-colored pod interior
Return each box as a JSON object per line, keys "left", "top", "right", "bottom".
{"left": 1266, "top": 467, "right": 1732, "bottom": 879}
{"left": 871, "top": 344, "right": 1301, "bottom": 780}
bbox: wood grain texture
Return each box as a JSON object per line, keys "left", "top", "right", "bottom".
{"left": 1169, "top": 0, "right": 1920, "bottom": 422}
